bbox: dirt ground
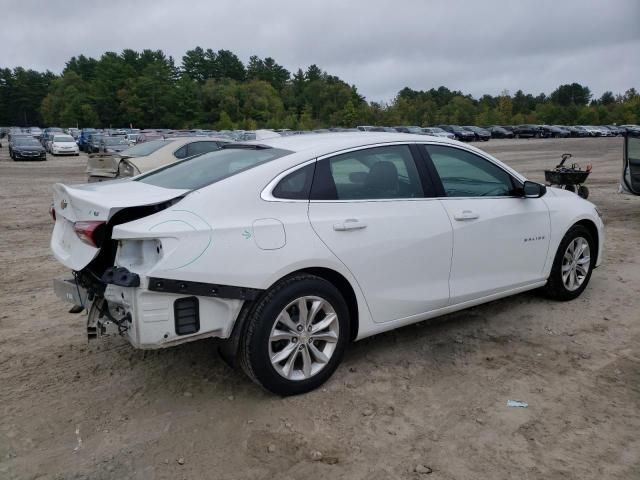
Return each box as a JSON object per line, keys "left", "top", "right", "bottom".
{"left": 0, "top": 137, "right": 639, "bottom": 480}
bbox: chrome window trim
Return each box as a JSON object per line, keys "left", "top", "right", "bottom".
{"left": 261, "top": 140, "right": 528, "bottom": 203}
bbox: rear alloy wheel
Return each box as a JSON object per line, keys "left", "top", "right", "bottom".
{"left": 542, "top": 225, "right": 594, "bottom": 301}
{"left": 240, "top": 274, "right": 349, "bottom": 396}
{"left": 268, "top": 296, "right": 339, "bottom": 381}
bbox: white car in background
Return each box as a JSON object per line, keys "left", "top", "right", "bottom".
{"left": 420, "top": 127, "right": 456, "bottom": 139}
{"left": 86, "top": 136, "right": 230, "bottom": 181}
{"left": 50, "top": 134, "right": 80, "bottom": 156}
{"left": 51, "top": 133, "right": 604, "bottom": 395}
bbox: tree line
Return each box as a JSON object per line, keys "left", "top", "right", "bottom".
{"left": 0, "top": 47, "right": 638, "bottom": 129}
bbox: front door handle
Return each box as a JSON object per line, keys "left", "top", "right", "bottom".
{"left": 453, "top": 210, "right": 479, "bottom": 221}
{"left": 333, "top": 219, "right": 368, "bottom": 231}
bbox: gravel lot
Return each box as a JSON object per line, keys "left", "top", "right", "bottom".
{"left": 0, "top": 137, "right": 639, "bottom": 480}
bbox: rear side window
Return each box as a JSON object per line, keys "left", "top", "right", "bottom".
{"left": 310, "top": 145, "right": 424, "bottom": 200}
{"left": 136, "top": 147, "right": 292, "bottom": 190}
{"left": 425, "top": 145, "right": 516, "bottom": 197}
{"left": 272, "top": 163, "right": 315, "bottom": 200}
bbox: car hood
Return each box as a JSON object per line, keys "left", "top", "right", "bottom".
{"left": 14, "top": 146, "right": 44, "bottom": 151}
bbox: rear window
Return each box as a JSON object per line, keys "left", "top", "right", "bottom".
{"left": 121, "top": 139, "right": 174, "bottom": 157}
{"left": 136, "top": 147, "right": 292, "bottom": 190}
{"left": 54, "top": 135, "right": 74, "bottom": 142}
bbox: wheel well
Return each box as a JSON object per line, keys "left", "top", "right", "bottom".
{"left": 575, "top": 219, "right": 599, "bottom": 261}
{"left": 294, "top": 267, "right": 359, "bottom": 341}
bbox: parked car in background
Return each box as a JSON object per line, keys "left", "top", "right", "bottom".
{"left": 593, "top": 126, "right": 614, "bottom": 137}
{"left": 86, "top": 136, "right": 230, "bottom": 181}
{"left": 604, "top": 125, "right": 624, "bottom": 136}
{"left": 28, "top": 127, "right": 43, "bottom": 139}
{"left": 620, "top": 125, "right": 640, "bottom": 135}
{"left": 41, "top": 127, "right": 63, "bottom": 147}
{"left": 462, "top": 126, "right": 491, "bottom": 141}
{"left": 98, "top": 136, "right": 129, "bottom": 154}
{"left": 541, "top": 125, "right": 570, "bottom": 138}
{"left": 87, "top": 133, "right": 105, "bottom": 153}
{"left": 487, "top": 126, "right": 514, "bottom": 139}
{"left": 125, "top": 133, "right": 140, "bottom": 145}
{"left": 436, "top": 125, "right": 475, "bottom": 141}
{"left": 512, "top": 125, "right": 541, "bottom": 138}
{"left": 51, "top": 132, "right": 604, "bottom": 395}
{"left": 9, "top": 136, "right": 47, "bottom": 161}
{"left": 66, "top": 128, "right": 80, "bottom": 139}
{"left": 581, "top": 126, "right": 602, "bottom": 137}
{"left": 136, "top": 131, "right": 164, "bottom": 143}
{"left": 50, "top": 134, "right": 80, "bottom": 156}
{"left": 564, "top": 126, "right": 590, "bottom": 137}
{"left": 420, "top": 127, "right": 455, "bottom": 139}
{"left": 78, "top": 128, "right": 97, "bottom": 152}
{"left": 393, "top": 126, "right": 423, "bottom": 134}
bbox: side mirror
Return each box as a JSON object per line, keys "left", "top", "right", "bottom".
{"left": 522, "top": 180, "right": 546, "bottom": 198}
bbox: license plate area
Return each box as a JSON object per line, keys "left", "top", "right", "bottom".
{"left": 53, "top": 277, "right": 88, "bottom": 306}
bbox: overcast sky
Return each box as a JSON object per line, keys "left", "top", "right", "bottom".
{"left": 2, "top": 0, "right": 639, "bottom": 102}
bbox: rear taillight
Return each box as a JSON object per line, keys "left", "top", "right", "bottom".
{"left": 74, "top": 221, "right": 106, "bottom": 247}
{"left": 49, "top": 205, "right": 56, "bottom": 221}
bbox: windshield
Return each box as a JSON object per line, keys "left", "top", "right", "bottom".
{"left": 136, "top": 147, "right": 292, "bottom": 190}
{"left": 121, "top": 139, "right": 174, "bottom": 157}
{"left": 15, "top": 138, "right": 41, "bottom": 146}
{"left": 54, "top": 135, "right": 74, "bottom": 142}
{"left": 105, "top": 137, "right": 128, "bottom": 145}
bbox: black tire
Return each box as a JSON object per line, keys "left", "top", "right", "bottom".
{"left": 577, "top": 185, "right": 589, "bottom": 199}
{"left": 239, "top": 274, "right": 350, "bottom": 396}
{"left": 564, "top": 184, "right": 576, "bottom": 193}
{"left": 541, "top": 225, "right": 595, "bottom": 301}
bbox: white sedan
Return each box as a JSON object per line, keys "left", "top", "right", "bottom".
{"left": 50, "top": 133, "right": 604, "bottom": 395}
{"left": 50, "top": 134, "right": 80, "bottom": 156}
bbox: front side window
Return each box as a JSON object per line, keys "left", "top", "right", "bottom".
{"left": 311, "top": 145, "right": 424, "bottom": 200}
{"left": 425, "top": 145, "right": 516, "bottom": 197}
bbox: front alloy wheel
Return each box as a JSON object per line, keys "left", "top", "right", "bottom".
{"left": 542, "top": 225, "right": 595, "bottom": 300}
{"left": 561, "top": 237, "right": 590, "bottom": 291}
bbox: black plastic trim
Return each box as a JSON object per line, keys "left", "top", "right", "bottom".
{"left": 149, "top": 277, "right": 263, "bottom": 300}
{"left": 174, "top": 296, "right": 200, "bottom": 336}
{"left": 102, "top": 266, "right": 141, "bottom": 287}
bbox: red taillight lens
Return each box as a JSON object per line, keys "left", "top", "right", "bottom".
{"left": 49, "top": 205, "right": 56, "bottom": 221}
{"left": 73, "top": 221, "right": 106, "bottom": 247}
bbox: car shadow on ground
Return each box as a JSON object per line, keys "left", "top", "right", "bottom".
{"left": 83, "top": 289, "right": 545, "bottom": 400}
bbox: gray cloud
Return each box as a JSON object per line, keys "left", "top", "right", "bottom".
{"left": 2, "top": 0, "right": 638, "bottom": 101}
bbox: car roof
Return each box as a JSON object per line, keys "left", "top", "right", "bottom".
{"left": 241, "top": 132, "right": 457, "bottom": 155}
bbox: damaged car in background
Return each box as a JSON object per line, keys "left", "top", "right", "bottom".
{"left": 51, "top": 133, "right": 604, "bottom": 395}
{"left": 86, "top": 136, "right": 230, "bottom": 182}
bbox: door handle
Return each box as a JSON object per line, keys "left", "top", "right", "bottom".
{"left": 453, "top": 210, "right": 479, "bottom": 221}
{"left": 333, "top": 219, "right": 368, "bottom": 231}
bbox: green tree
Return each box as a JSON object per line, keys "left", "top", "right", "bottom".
{"left": 216, "top": 110, "right": 235, "bottom": 130}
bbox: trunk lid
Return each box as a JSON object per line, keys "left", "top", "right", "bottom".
{"left": 51, "top": 179, "right": 188, "bottom": 270}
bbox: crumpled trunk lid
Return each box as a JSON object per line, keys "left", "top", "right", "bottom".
{"left": 50, "top": 179, "right": 188, "bottom": 270}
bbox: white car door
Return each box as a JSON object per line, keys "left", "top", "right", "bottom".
{"left": 307, "top": 144, "right": 453, "bottom": 324}
{"left": 422, "top": 144, "right": 551, "bottom": 304}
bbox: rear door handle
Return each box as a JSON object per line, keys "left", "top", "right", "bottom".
{"left": 453, "top": 210, "right": 479, "bottom": 221}
{"left": 333, "top": 219, "right": 368, "bottom": 231}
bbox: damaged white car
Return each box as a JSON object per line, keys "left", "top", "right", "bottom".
{"left": 51, "top": 133, "right": 604, "bottom": 395}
